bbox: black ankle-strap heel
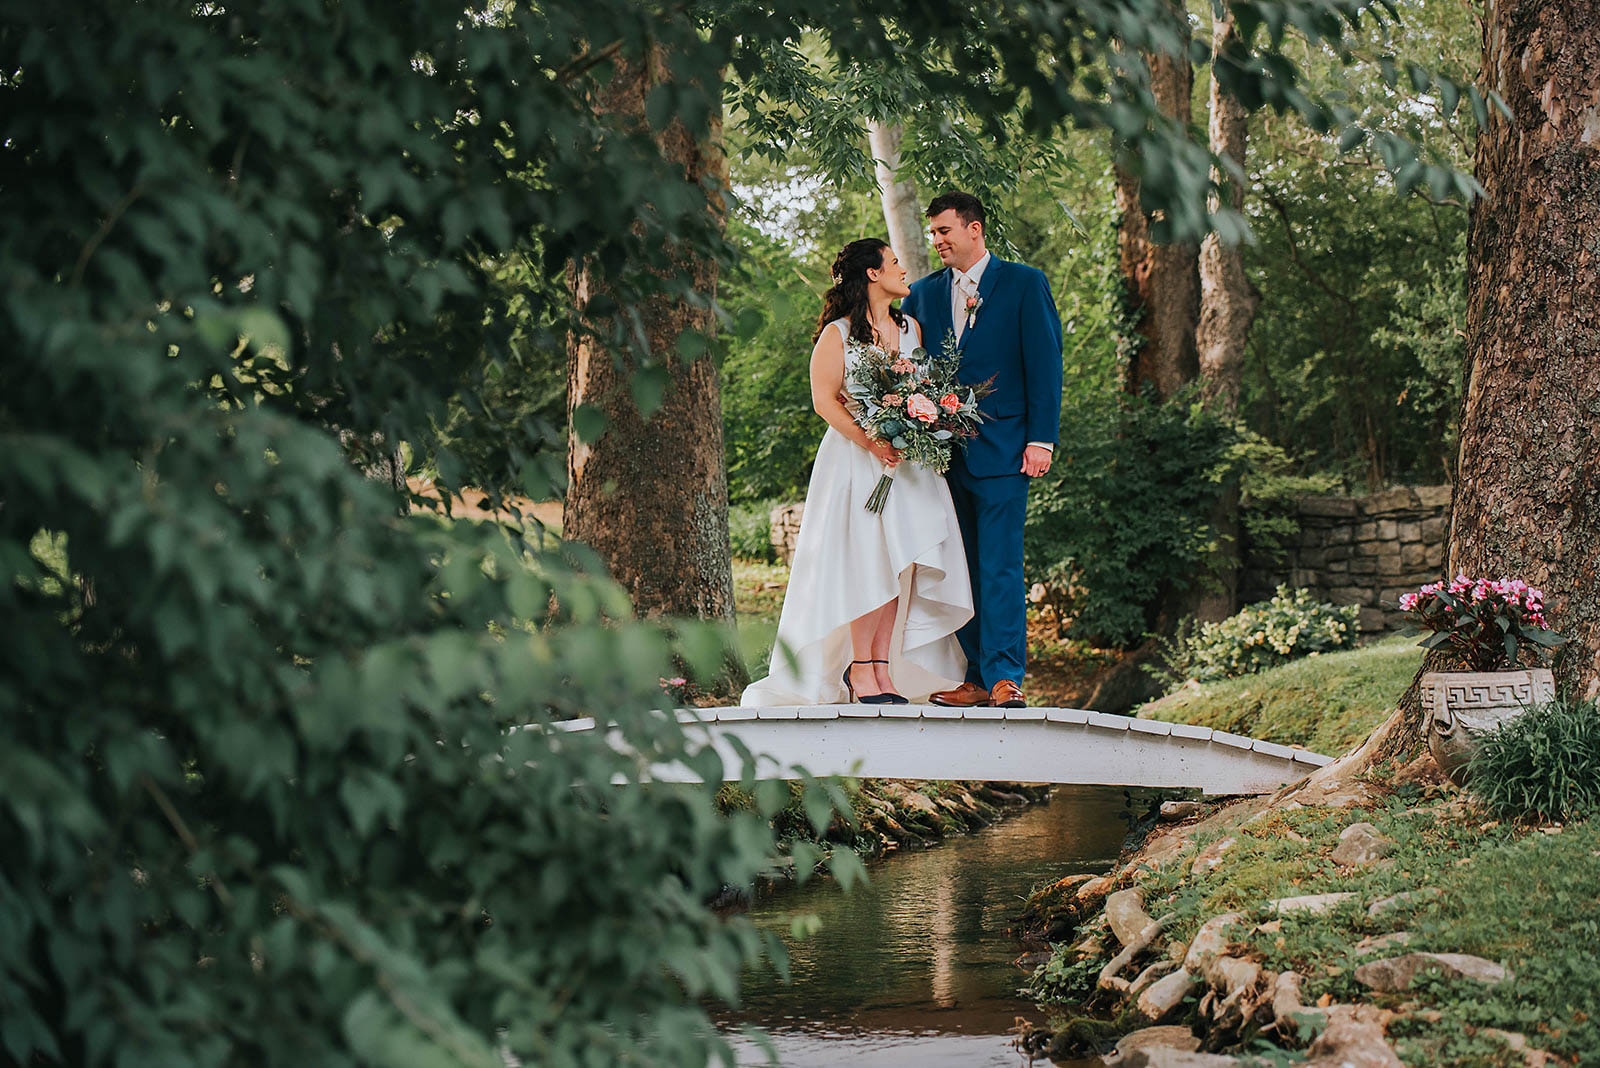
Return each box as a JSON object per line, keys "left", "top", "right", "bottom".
{"left": 843, "top": 660, "right": 896, "bottom": 705}
{"left": 867, "top": 659, "right": 909, "bottom": 704}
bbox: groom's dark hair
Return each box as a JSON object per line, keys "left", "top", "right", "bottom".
{"left": 926, "top": 191, "right": 985, "bottom": 232}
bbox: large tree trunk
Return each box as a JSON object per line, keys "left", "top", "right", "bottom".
{"left": 564, "top": 51, "right": 736, "bottom": 625}
{"left": 1088, "top": 25, "right": 1205, "bottom": 713}
{"left": 867, "top": 119, "right": 931, "bottom": 282}
{"left": 1191, "top": 10, "right": 1261, "bottom": 624}
{"left": 1117, "top": 16, "right": 1200, "bottom": 401}
{"left": 1195, "top": 11, "right": 1259, "bottom": 416}
{"left": 1373, "top": 0, "right": 1600, "bottom": 763}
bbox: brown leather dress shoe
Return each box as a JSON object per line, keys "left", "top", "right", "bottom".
{"left": 928, "top": 681, "right": 992, "bottom": 707}
{"left": 990, "top": 679, "right": 1026, "bottom": 708}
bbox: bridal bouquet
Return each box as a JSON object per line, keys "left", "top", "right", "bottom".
{"left": 842, "top": 335, "right": 992, "bottom": 513}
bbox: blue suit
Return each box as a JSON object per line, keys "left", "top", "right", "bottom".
{"left": 903, "top": 258, "right": 1063, "bottom": 688}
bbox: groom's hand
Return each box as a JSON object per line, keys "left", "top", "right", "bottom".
{"left": 1020, "top": 444, "right": 1052, "bottom": 477}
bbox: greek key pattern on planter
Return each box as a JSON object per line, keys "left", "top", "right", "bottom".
{"left": 1419, "top": 672, "right": 1556, "bottom": 717}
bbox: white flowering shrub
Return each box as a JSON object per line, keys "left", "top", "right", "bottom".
{"left": 1158, "top": 587, "right": 1360, "bottom": 685}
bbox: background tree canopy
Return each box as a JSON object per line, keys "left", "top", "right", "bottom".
{"left": 1, "top": 0, "right": 1486, "bottom": 1063}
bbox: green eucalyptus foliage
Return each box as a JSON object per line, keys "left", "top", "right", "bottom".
{"left": 1467, "top": 699, "right": 1600, "bottom": 824}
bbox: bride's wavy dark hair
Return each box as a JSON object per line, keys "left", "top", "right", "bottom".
{"left": 813, "top": 238, "right": 906, "bottom": 345}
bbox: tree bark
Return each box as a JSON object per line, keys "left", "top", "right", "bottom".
{"left": 1374, "top": 0, "right": 1600, "bottom": 763}
{"left": 564, "top": 51, "right": 737, "bottom": 625}
{"left": 867, "top": 119, "right": 931, "bottom": 283}
{"left": 1195, "top": 11, "right": 1259, "bottom": 416}
{"left": 1118, "top": 19, "right": 1200, "bottom": 401}
{"left": 1191, "top": 9, "right": 1261, "bottom": 624}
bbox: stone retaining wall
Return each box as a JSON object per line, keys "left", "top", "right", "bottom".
{"left": 1242, "top": 485, "right": 1451, "bottom": 632}
{"left": 771, "top": 502, "right": 804, "bottom": 565}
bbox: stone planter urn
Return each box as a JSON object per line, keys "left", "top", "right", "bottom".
{"left": 1418, "top": 668, "right": 1556, "bottom": 785}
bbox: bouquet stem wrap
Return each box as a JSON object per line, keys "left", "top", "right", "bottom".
{"left": 865, "top": 469, "right": 894, "bottom": 513}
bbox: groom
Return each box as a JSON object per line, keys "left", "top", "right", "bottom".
{"left": 903, "top": 192, "right": 1062, "bottom": 708}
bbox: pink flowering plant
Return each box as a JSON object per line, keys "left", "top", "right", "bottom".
{"left": 1398, "top": 576, "right": 1567, "bottom": 671}
{"left": 843, "top": 333, "right": 993, "bottom": 512}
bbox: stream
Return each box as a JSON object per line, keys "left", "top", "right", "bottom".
{"left": 721, "top": 785, "right": 1152, "bottom": 1066}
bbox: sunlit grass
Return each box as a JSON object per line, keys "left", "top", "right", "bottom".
{"left": 1137, "top": 634, "right": 1423, "bottom": 754}
{"left": 733, "top": 556, "right": 787, "bottom": 681}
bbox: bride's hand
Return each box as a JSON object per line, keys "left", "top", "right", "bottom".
{"left": 866, "top": 437, "right": 901, "bottom": 468}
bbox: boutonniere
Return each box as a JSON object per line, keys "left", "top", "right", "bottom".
{"left": 964, "top": 294, "right": 983, "bottom": 329}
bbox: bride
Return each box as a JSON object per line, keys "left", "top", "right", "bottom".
{"left": 741, "top": 238, "right": 973, "bottom": 706}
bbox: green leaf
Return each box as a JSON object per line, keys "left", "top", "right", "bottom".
{"left": 1377, "top": 55, "right": 1398, "bottom": 90}
{"left": 825, "top": 846, "right": 868, "bottom": 892}
{"left": 1438, "top": 78, "right": 1460, "bottom": 118}
{"left": 754, "top": 779, "right": 790, "bottom": 818}
{"left": 630, "top": 364, "right": 671, "bottom": 418}
{"left": 676, "top": 329, "right": 710, "bottom": 359}
{"left": 645, "top": 85, "right": 675, "bottom": 131}
{"left": 801, "top": 779, "right": 836, "bottom": 836}
{"left": 572, "top": 403, "right": 608, "bottom": 443}
{"left": 338, "top": 769, "right": 405, "bottom": 836}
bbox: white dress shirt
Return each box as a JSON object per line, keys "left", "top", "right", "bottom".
{"left": 950, "top": 251, "right": 1052, "bottom": 455}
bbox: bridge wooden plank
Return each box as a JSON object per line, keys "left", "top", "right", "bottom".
{"left": 554, "top": 717, "right": 595, "bottom": 732}
{"left": 1046, "top": 708, "right": 1089, "bottom": 724}
{"left": 756, "top": 707, "right": 799, "bottom": 720}
{"left": 840, "top": 706, "right": 880, "bottom": 718}
{"left": 880, "top": 705, "right": 925, "bottom": 718}
{"left": 1211, "top": 730, "right": 1255, "bottom": 749}
{"left": 1002, "top": 708, "right": 1046, "bottom": 721}
{"left": 717, "top": 708, "right": 758, "bottom": 722}
{"left": 1169, "top": 722, "right": 1213, "bottom": 740}
{"left": 1129, "top": 718, "right": 1172, "bottom": 736}
{"left": 1088, "top": 712, "right": 1131, "bottom": 731}
{"left": 1251, "top": 738, "right": 1296, "bottom": 760}
{"left": 798, "top": 707, "right": 840, "bottom": 720}
{"left": 675, "top": 710, "right": 703, "bottom": 724}
{"left": 1292, "top": 749, "right": 1335, "bottom": 766}
{"left": 921, "top": 706, "right": 963, "bottom": 719}
{"left": 962, "top": 707, "right": 1005, "bottom": 720}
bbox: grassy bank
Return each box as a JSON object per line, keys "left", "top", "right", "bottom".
{"left": 1136, "top": 634, "right": 1423, "bottom": 755}
{"left": 1024, "top": 637, "right": 1599, "bottom": 1067}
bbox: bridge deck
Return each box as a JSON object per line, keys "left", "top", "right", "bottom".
{"left": 555, "top": 705, "right": 1333, "bottom": 795}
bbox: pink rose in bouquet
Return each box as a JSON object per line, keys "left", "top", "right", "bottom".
{"left": 938, "top": 392, "right": 961, "bottom": 413}
{"left": 905, "top": 393, "right": 939, "bottom": 422}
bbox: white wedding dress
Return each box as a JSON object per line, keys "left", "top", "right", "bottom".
{"left": 741, "top": 317, "right": 973, "bottom": 705}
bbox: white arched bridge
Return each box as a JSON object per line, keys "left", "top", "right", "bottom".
{"left": 555, "top": 705, "right": 1333, "bottom": 795}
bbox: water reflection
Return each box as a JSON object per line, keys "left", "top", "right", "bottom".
{"left": 724, "top": 785, "right": 1147, "bottom": 1066}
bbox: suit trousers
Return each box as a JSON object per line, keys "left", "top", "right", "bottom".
{"left": 946, "top": 458, "right": 1029, "bottom": 688}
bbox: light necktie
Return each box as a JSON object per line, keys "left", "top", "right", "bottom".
{"left": 954, "top": 273, "right": 976, "bottom": 343}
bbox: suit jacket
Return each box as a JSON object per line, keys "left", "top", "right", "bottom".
{"left": 903, "top": 257, "right": 1063, "bottom": 478}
